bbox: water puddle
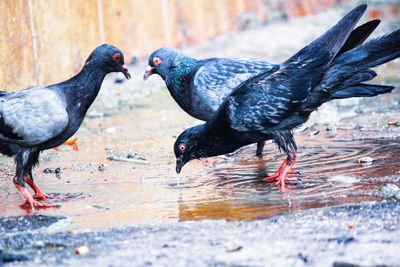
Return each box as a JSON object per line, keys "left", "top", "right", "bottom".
{"left": 177, "top": 135, "right": 400, "bottom": 221}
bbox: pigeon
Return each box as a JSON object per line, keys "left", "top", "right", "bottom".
{"left": 144, "top": 19, "right": 380, "bottom": 156}
{"left": 0, "top": 44, "right": 130, "bottom": 209}
{"left": 173, "top": 5, "right": 399, "bottom": 189}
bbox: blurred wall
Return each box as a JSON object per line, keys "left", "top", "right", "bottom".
{"left": 1, "top": 0, "right": 342, "bottom": 90}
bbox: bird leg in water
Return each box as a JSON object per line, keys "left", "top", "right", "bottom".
{"left": 53, "top": 137, "right": 79, "bottom": 151}
{"left": 14, "top": 177, "right": 57, "bottom": 210}
{"left": 24, "top": 175, "right": 52, "bottom": 200}
{"left": 261, "top": 153, "right": 300, "bottom": 188}
{"left": 256, "top": 141, "right": 265, "bottom": 157}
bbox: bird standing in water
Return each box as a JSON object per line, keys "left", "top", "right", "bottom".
{"left": 173, "top": 5, "right": 399, "bottom": 189}
{"left": 144, "top": 19, "right": 380, "bottom": 156}
{"left": 0, "top": 44, "right": 130, "bottom": 209}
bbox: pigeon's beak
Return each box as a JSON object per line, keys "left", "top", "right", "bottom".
{"left": 121, "top": 64, "right": 131, "bottom": 79}
{"left": 175, "top": 155, "right": 187, "bottom": 174}
{"left": 143, "top": 66, "right": 154, "bottom": 81}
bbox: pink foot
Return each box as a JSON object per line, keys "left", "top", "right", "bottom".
{"left": 15, "top": 183, "right": 58, "bottom": 210}
{"left": 261, "top": 153, "right": 299, "bottom": 190}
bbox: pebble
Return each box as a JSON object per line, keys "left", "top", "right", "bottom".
{"left": 98, "top": 164, "right": 107, "bottom": 172}
{"left": 43, "top": 167, "right": 61, "bottom": 174}
{"left": 356, "top": 156, "right": 374, "bottom": 164}
{"left": 378, "top": 184, "right": 400, "bottom": 200}
{"left": 75, "top": 246, "right": 90, "bottom": 255}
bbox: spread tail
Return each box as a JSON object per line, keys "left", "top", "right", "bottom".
{"left": 312, "top": 28, "right": 400, "bottom": 104}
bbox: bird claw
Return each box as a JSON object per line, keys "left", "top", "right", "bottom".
{"left": 19, "top": 199, "right": 59, "bottom": 210}
{"left": 261, "top": 169, "right": 300, "bottom": 183}
{"left": 33, "top": 192, "right": 52, "bottom": 200}
{"left": 15, "top": 183, "right": 58, "bottom": 210}
{"left": 261, "top": 154, "right": 299, "bottom": 189}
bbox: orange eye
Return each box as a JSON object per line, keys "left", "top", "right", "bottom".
{"left": 179, "top": 143, "right": 187, "bottom": 152}
{"left": 113, "top": 53, "right": 121, "bottom": 62}
{"left": 152, "top": 57, "right": 162, "bottom": 66}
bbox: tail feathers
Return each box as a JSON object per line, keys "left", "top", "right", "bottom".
{"left": 338, "top": 29, "right": 400, "bottom": 69}
{"left": 331, "top": 84, "right": 394, "bottom": 99}
{"left": 338, "top": 19, "right": 380, "bottom": 55}
{"left": 286, "top": 4, "right": 367, "bottom": 65}
{"left": 315, "top": 28, "right": 400, "bottom": 98}
{"left": 342, "top": 69, "right": 376, "bottom": 87}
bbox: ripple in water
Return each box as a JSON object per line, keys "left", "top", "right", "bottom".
{"left": 177, "top": 137, "right": 400, "bottom": 221}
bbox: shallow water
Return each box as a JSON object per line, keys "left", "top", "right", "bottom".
{"left": 0, "top": 87, "right": 399, "bottom": 232}
{"left": 176, "top": 136, "right": 400, "bottom": 221}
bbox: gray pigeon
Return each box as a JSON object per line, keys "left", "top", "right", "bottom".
{"left": 0, "top": 44, "right": 130, "bottom": 210}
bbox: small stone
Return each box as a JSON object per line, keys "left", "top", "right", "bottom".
{"left": 98, "top": 164, "right": 107, "bottom": 172}
{"left": 326, "top": 126, "right": 337, "bottom": 132}
{"left": 224, "top": 241, "right": 243, "bottom": 252}
{"left": 75, "top": 246, "right": 90, "bottom": 255}
{"left": 356, "top": 156, "right": 374, "bottom": 164}
{"left": 378, "top": 184, "right": 400, "bottom": 199}
{"left": 105, "top": 127, "right": 116, "bottom": 134}
{"left": 43, "top": 168, "right": 52, "bottom": 174}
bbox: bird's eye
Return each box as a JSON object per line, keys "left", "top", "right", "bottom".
{"left": 113, "top": 53, "right": 121, "bottom": 62}
{"left": 153, "top": 57, "right": 162, "bottom": 66}
{"left": 179, "top": 143, "right": 187, "bottom": 152}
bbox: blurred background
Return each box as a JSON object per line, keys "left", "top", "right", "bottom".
{"left": 2, "top": 0, "right": 398, "bottom": 90}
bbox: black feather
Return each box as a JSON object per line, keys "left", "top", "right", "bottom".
{"left": 173, "top": 5, "right": 399, "bottom": 176}
{"left": 339, "top": 19, "right": 380, "bottom": 54}
{"left": 331, "top": 84, "right": 394, "bottom": 99}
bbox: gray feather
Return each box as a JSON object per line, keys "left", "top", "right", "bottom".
{"left": 0, "top": 88, "right": 68, "bottom": 145}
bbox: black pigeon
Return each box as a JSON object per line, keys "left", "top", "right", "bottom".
{"left": 0, "top": 44, "right": 130, "bottom": 209}
{"left": 144, "top": 19, "right": 380, "bottom": 156}
{"left": 173, "top": 5, "right": 399, "bottom": 188}
{"left": 144, "top": 48, "right": 277, "bottom": 156}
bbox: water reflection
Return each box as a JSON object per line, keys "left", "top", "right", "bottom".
{"left": 177, "top": 136, "right": 400, "bottom": 221}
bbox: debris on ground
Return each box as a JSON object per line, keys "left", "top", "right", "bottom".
{"left": 75, "top": 246, "right": 90, "bottom": 256}
{"left": 378, "top": 183, "right": 400, "bottom": 200}
{"left": 106, "top": 152, "right": 148, "bottom": 164}
{"left": 355, "top": 156, "right": 374, "bottom": 165}
{"left": 98, "top": 164, "right": 107, "bottom": 172}
{"left": 387, "top": 121, "right": 400, "bottom": 127}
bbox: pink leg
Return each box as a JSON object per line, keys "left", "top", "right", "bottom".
{"left": 14, "top": 179, "right": 57, "bottom": 210}
{"left": 261, "top": 153, "right": 299, "bottom": 189}
{"left": 24, "top": 176, "right": 52, "bottom": 200}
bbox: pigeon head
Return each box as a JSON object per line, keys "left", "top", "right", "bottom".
{"left": 173, "top": 124, "right": 209, "bottom": 174}
{"left": 174, "top": 124, "right": 241, "bottom": 174}
{"left": 85, "top": 44, "right": 131, "bottom": 79}
{"left": 174, "top": 122, "right": 252, "bottom": 173}
{"left": 143, "top": 47, "right": 195, "bottom": 81}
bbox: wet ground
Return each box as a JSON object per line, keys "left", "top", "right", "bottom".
{"left": 1, "top": 2, "right": 400, "bottom": 266}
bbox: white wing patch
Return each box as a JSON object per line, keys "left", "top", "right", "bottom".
{"left": 0, "top": 89, "right": 68, "bottom": 145}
